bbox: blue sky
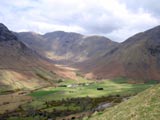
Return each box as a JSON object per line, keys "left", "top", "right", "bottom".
{"left": 0, "top": 0, "right": 160, "bottom": 42}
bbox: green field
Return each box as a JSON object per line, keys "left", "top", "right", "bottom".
{"left": 30, "top": 77, "right": 155, "bottom": 100}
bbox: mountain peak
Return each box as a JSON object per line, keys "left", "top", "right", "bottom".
{"left": 0, "top": 23, "right": 17, "bottom": 41}
{"left": 0, "top": 23, "right": 8, "bottom": 29}
{"left": 43, "top": 31, "right": 83, "bottom": 38}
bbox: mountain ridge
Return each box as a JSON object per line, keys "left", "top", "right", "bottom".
{"left": 5, "top": 23, "right": 160, "bottom": 81}
{"left": 17, "top": 31, "right": 118, "bottom": 65}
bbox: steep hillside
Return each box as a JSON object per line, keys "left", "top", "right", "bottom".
{"left": 17, "top": 31, "right": 118, "bottom": 65}
{"left": 0, "top": 23, "right": 76, "bottom": 92}
{"left": 84, "top": 25, "right": 160, "bottom": 81}
{"left": 89, "top": 84, "right": 160, "bottom": 120}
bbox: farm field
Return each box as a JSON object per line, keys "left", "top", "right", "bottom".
{"left": 30, "top": 77, "right": 155, "bottom": 100}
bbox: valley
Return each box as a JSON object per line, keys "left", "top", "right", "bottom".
{"left": 0, "top": 22, "right": 160, "bottom": 120}
{"left": 0, "top": 77, "right": 155, "bottom": 120}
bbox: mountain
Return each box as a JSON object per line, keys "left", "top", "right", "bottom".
{"left": 16, "top": 24, "right": 160, "bottom": 81}
{"left": 84, "top": 26, "right": 160, "bottom": 81}
{"left": 0, "top": 23, "right": 76, "bottom": 92}
{"left": 17, "top": 31, "right": 118, "bottom": 65}
{"left": 89, "top": 84, "right": 160, "bottom": 120}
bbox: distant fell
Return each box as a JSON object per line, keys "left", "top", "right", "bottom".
{"left": 84, "top": 25, "right": 160, "bottom": 81}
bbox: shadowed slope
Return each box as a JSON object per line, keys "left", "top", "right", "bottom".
{"left": 17, "top": 31, "right": 118, "bottom": 65}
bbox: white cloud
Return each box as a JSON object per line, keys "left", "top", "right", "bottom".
{"left": 0, "top": 0, "right": 159, "bottom": 42}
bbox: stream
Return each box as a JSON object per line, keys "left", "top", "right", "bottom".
{"left": 94, "top": 96, "right": 130, "bottom": 111}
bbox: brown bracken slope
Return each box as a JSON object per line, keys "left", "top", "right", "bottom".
{"left": 83, "top": 25, "right": 160, "bottom": 81}
{"left": 0, "top": 23, "right": 76, "bottom": 92}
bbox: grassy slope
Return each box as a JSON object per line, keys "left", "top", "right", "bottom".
{"left": 0, "top": 67, "right": 58, "bottom": 93}
{"left": 88, "top": 84, "right": 160, "bottom": 120}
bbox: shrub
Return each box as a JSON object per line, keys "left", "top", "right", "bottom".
{"left": 58, "top": 85, "right": 67, "bottom": 87}
{"left": 97, "top": 88, "right": 104, "bottom": 90}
